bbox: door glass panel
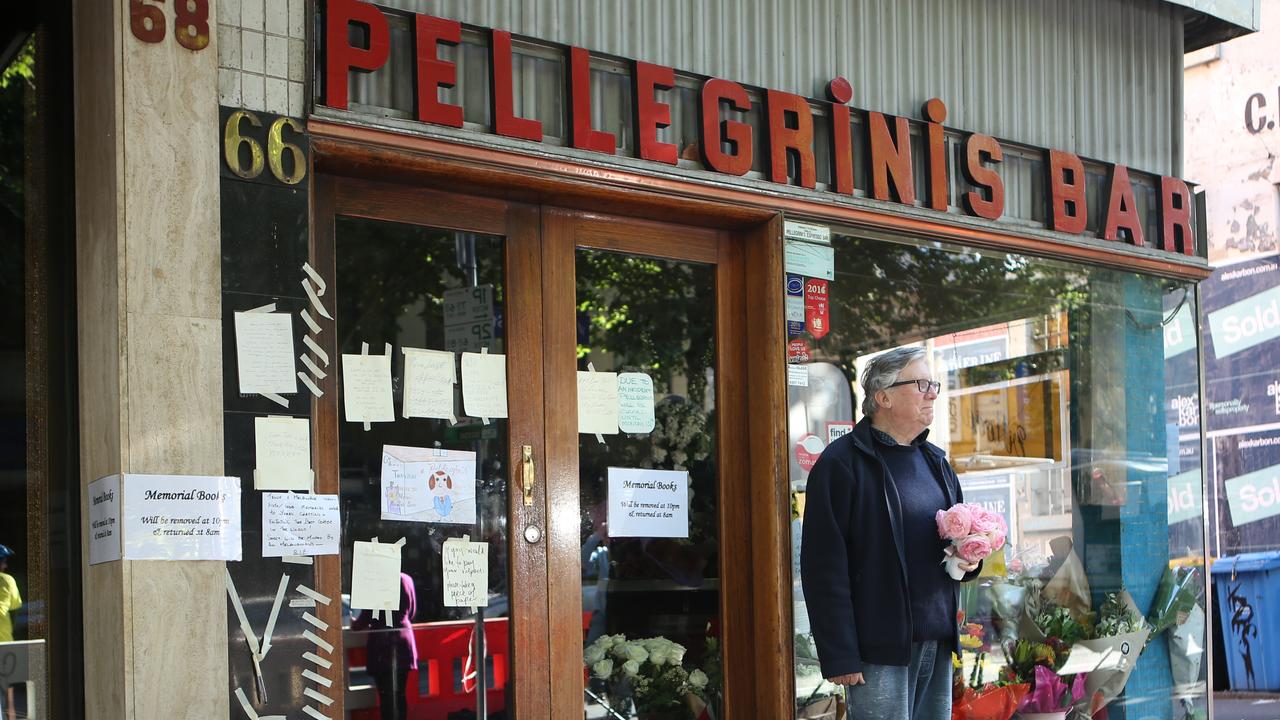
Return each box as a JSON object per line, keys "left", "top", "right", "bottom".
{"left": 575, "top": 249, "right": 724, "bottom": 719}
{"left": 335, "top": 217, "right": 511, "bottom": 719}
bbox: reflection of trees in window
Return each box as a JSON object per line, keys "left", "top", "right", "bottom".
{"left": 822, "top": 234, "right": 1084, "bottom": 378}
{"left": 334, "top": 221, "right": 505, "bottom": 354}
{"left": 575, "top": 250, "right": 715, "bottom": 406}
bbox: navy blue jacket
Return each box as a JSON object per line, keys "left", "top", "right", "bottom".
{"left": 799, "top": 417, "right": 979, "bottom": 677}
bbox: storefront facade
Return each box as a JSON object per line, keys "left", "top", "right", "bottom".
{"left": 32, "top": 0, "right": 1259, "bottom": 719}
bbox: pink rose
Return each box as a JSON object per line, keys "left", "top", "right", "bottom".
{"left": 956, "top": 534, "right": 993, "bottom": 563}
{"left": 936, "top": 504, "right": 974, "bottom": 540}
{"left": 987, "top": 528, "right": 1007, "bottom": 551}
{"left": 970, "top": 509, "right": 1001, "bottom": 535}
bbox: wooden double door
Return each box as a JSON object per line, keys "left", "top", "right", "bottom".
{"left": 309, "top": 177, "right": 784, "bottom": 719}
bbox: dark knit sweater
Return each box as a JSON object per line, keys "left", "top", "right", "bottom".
{"left": 873, "top": 428, "right": 954, "bottom": 642}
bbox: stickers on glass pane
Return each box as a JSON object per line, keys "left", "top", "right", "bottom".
{"left": 786, "top": 274, "right": 806, "bottom": 338}
{"left": 804, "top": 278, "right": 830, "bottom": 339}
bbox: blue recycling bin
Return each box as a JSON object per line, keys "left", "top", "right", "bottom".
{"left": 1211, "top": 551, "right": 1280, "bottom": 691}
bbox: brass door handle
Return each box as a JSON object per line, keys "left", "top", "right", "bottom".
{"left": 521, "top": 445, "right": 535, "bottom": 507}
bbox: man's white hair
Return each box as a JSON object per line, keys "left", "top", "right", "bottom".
{"left": 860, "top": 346, "right": 928, "bottom": 417}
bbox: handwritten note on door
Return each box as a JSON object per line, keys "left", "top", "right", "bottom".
{"left": 351, "top": 540, "right": 402, "bottom": 611}
{"left": 342, "top": 352, "right": 394, "bottom": 423}
{"left": 262, "top": 492, "right": 340, "bottom": 557}
{"left": 234, "top": 311, "right": 297, "bottom": 395}
{"left": 577, "top": 370, "right": 619, "bottom": 435}
{"left": 442, "top": 538, "right": 489, "bottom": 608}
{"left": 460, "top": 352, "right": 508, "bottom": 420}
{"left": 402, "top": 348, "right": 457, "bottom": 421}
{"left": 254, "top": 416, "right": 312, "bottom": 491}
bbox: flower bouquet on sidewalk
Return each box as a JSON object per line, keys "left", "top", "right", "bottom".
{"left": 937, "top": 503, "right": 1008, "bottom": 580}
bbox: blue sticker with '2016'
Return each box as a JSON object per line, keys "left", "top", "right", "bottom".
{"left": 786, "top": 274, "right": 805, "bottom": 337}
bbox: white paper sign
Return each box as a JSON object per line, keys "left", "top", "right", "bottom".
{"left": 120, "top": 474, "right": 242, "bottom": 561}
{"left": 617, "top": 372, "right": 656, "bottom": 434}
{"left": 402, "top": 348, "right": 457, "bottom": 421}
{"left": 461, "top": 352, "right": 508, "bottom": 419}
{"left": 254, "top": 416, "right": 313, "bottom": 490}
{"left": 88, "top": 474, "right": 122, "bottom": 565}
{"left": 262, "top": 493, "right": 340, "bottom": 557}
{"left": 784, "top": 220, "right": 831, "bottom": 244}
{"left": 442, "top": 538, "right": 489, "bottom": 608}
{"left": 350, "top": 540, "right": 402, "bottom": 611}
{"left": 784, "top": 239, "right": 835, "bottom": 280}
{"left": 607, "top": 467, "right": 690, "bottom": 538}
{"left": 234, "top": 311, "right": 298, "bottom": 395}
{"left": 380, "top": 445, "right": 477, "bottom": 525}
{"left": 342, "top": 352, "right": 395, "bottom": 423}
{"left": 787, "top": 364, "right": 810, "bottom": 387}
{"left": 578, "top": 370, "right": 620, "bottom": 435}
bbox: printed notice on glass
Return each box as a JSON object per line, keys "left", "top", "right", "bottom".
{"left": 402, "top": 348, "right": 457, "bottom": 421}
{"left": 617, "top": 372, "right": 656, "bottom": 434}
{"left": 784, "top": 238, "right": 835, "bottom": 281}
{"left": 262, "top": 492, "right": 340, "bottom": 557}
{"left": 578, "top": 370, "right": 619, "bottom": 435}
{"left": 120, "top": 474, "right": 242, "bottom": 561}
{"left": 88, "top": 474, "right": 122, "bottom": 565}
{"left": 381, "top": 445, "right": 477, "bottom": 525}
{"left": 234, "top": 311, "right": 298, "bottom": 395}
{"left": 342, "top": 352, "right": 394, "bottom": 424}
{"left": 351, "top": 540, "right": 401, "bottom": 611}
{"left": 460, "top": 352, "right": 508, "bottom": 420}
{"left": 442, "top": 538, "right": 489, "bottom": 608}
{"left": 607, "top": 467, "right": 689, "bottom": 538}
{"left": 254, "top": 416, "right": 313, "bottom": 490}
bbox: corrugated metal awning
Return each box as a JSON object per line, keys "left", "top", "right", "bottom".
{"left": 1162, "top": 0, "right": 1260, "bottom": 50}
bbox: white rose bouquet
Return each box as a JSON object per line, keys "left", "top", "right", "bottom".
{"left": 584, "top": 633, "right": 714, "bottom": 718}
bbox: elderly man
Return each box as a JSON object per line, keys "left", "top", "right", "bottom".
{"left": 800, "top": 347, "right": 980, "bottom": 720}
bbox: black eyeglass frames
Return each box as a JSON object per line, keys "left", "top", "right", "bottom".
{"left": 888, "top": 378, "right": 941, "bottom": 394}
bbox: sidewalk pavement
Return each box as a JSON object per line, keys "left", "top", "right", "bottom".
{"left": 1215, "top": 692, "right": 1280, "bottom": 719}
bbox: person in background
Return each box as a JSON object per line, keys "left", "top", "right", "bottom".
{"left": 0, "top": 544, "right": 21, "bottom": 720}
{"left": 800, "top": 348, "right": 981, "bottom": 720}
{"left": 352, "top": 572, "right": 418, "bottom": 720}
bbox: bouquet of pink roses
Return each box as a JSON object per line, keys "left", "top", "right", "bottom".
{"left": 936, "top": 503, "right": 1007, "bottom": 580}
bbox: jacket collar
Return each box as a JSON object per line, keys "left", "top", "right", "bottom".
{"left": 851, "top": 416, "right": 946, "bottom": 459}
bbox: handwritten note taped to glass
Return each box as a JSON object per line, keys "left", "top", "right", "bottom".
{"left": 342, "top": 352, "right": 394, "bottom": 423}
{"left": 234, "top": 311, "right": 297, "bottom": 395}
{"left": 402, "top": 348, "right": 456, "bottom": 421}
{"left": 350, "top": 540, "right": 401, "bottom": 611}
{"left": 577, "top": 370, "right": 619, "bottom": 435}
{"left": 442, "top": 539, "right": 489, "bottom": 608}
{"left": 262, "top": 492, "right": 340, "bottom": 557}
{"left": 607, "top": 467, "right": 690, "bottom": 539}
{"left": 617, "top": 372, "right": 655, "bottom": 434}
{"left": 461, "top": 352, "right": 508, "bottom": 419}
{"left": 380, "top": 445, "right": 477, "bottom": 525}
{"left": 254, "top": 416, "right": 312, "bottom": 490}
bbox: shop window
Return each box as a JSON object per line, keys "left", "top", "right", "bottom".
{"left": 789, "top": 229, "right": 1208, "bottom": 719}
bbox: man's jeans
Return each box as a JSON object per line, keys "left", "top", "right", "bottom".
{"left": 845, "top": 640, "right": 952, "bottom": 720}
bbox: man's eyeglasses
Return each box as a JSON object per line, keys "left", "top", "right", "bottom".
{"left": 888, "top": 378, "right": 941, "bottom": 394}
